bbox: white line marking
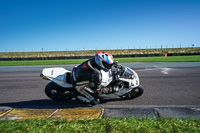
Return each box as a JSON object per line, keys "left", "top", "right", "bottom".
{"left": 48, "top": 109, "right": 58, "bottom": 118}
{"left": 136, "top": 67, "right": 176, "bottom": 75}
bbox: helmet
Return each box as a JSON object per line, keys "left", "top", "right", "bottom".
{"left": 95, "top": 52, "right": 114, "bottom": 71}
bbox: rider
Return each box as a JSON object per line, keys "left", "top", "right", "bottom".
{"left": 70, "top": 52, "right": 114, "bottom": 105}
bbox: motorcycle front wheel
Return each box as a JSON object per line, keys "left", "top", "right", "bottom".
{"left": 45, "top": 82, "right": 74, "bottom": 101}
{"left": 120, "top": 85, "right": 144, "bottom": 100}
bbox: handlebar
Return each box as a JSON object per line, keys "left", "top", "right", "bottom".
{"left": 112, "top": 63, "right": 125, "bottom": 81}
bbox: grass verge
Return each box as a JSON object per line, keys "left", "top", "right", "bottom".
{"left": 0, "top": 55, "right": 200, "bottom": 66}
{"left": 0, "top": 117, "right": 200, "bottom": 133}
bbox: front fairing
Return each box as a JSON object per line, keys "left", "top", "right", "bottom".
{"left": 120, "top": 66, "right": 140, "bottom": 87}
{"left": 99, "top": 66, "right": 140, "bottom": 98}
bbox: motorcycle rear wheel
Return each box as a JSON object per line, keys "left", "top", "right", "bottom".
{"left": 120, "top": 85, "right": 144, "bottom": 99}
{"left": 45, "top": 82, "right": 74, "bottom": 101}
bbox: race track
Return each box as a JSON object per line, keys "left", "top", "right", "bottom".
{"left": 0, "top": 62, "right": 200, "bottom": 109}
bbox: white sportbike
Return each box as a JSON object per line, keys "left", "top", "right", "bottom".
{"left": 40, "top": 62, "right": 144, "bottom": 104}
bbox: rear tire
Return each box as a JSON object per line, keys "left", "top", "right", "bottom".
{"left": 120, "top": 85, "right": 144, "bottom": 99}
{"left": 45, "top": 82, "right": 74, "bottom": 101}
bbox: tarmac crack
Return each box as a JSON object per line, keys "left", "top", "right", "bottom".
{"left": 153, "top": 108, "right": 161, "bottom": 119}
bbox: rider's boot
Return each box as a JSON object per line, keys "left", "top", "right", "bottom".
{"left": 75, "top": 85, "right": 100, "bottom": 105}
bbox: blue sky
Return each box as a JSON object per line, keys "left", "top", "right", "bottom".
{"left": 0, "top": 0, "right": 200, "bottom": 52}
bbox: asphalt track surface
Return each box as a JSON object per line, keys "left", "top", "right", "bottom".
{"left": 0, "top": 62, "right": 200, "bottom": 109}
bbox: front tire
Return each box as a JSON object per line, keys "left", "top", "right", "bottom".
{"left": 45, "top": 82, "right": 74, "bottom": 101}
{"left": 120, "top": 85, "right": 144, "bottom": 99}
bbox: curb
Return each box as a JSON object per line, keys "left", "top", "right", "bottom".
{"left": 103, "top": 107, "right": 200, "bottom": 119}
{"left": 0, "top": 108, "right": 103, "bottom": 121}
{"left": 1, "top": 106, "right": 200, "bottom": 120}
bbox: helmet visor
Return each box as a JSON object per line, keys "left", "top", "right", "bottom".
{"left": 102, "top": 61, "right": 113, "bottom": 69}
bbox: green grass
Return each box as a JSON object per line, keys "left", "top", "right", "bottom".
{"left": 0, "top": 117, "right": 200, "bottom": 133}
{"left": 117, "top": 55, "right": 200, "bottom": 62}
{"left": 0, "top": 59, "right": 88, "bottom": 66}
{"left": 0, "top": 55, "right": 200, "bottom": 66}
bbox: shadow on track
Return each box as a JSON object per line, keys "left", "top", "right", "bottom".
{"left": 0, "top": 98, "right": 130, "bottom": 109}
{"left": 0, "top": 98, "right": 125, "bottom": 109}
{"left": 0, "top": 99, "right": 89, "bottom": 109}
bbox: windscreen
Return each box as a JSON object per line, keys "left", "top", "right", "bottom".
{"left": 121, "top": 66, "right": 135, "bottom": 79}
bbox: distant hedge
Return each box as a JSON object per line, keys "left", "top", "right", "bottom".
{"left": 0, "top": 48, "right": 200, "bottom": 61}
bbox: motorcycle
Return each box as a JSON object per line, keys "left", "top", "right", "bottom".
{"left": 40, "top": 62, "right": 144, "bottom": 104}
